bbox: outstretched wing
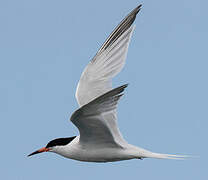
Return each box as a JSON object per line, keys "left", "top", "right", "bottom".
{"left": 71, "top": 85, "right": 128, "bottom": 147}
{"left": 76, "top": 5, "right": 142, "bottom": 107}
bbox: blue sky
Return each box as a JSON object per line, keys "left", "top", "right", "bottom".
{"left": 0, "top": 0, "right": 207, "bottom": 179}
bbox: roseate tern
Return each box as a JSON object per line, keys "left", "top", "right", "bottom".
{"left": 28, "top": 4, "right": 187, "bottom": 162}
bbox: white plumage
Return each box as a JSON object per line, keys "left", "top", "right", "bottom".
{"left": 29, "top": 4, "right": 187, "bottom": 162}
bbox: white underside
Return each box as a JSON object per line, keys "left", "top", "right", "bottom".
{"left": 51, "top": 136, "right": 185, "bottom": 162}
{"left": 48, "top": 6, "right": 187, "bottom": 163}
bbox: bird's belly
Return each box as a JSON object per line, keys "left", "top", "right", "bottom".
{"left": 58, "top": 147, "right": 135, "bottom": 162}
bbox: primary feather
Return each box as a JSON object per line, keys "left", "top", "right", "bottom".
{"left": 76, "top": 5, "right": 142, "bottom": 107}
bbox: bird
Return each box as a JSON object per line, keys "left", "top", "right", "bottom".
{"left": 28, "top": 4, "right": 187, "bottom": 162}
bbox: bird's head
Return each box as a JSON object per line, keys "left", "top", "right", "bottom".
{"left": 28, "top": 136, "right": 76, "bottom": 157}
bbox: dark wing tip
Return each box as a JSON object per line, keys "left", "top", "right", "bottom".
{"left": 85, "top": 83, "right": 129, "bottom": 106}
{"left": 128, "top": 4, "right": 142, "bottom": 17}
{"left": 106, "top": 83, "right": 129, "bottom": 97}
{"left": 119, "top": 83, "right": 129, "bottom": 89}
{"left": 116, "top": 83, "right": 129, "bottom": 94}
{"left": 92, "top": 5, "right": 142, "bottom": 60}
{"left": 136, "top": 4, "right": 142, "bottom": 11}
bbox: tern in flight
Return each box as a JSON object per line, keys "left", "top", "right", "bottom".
{"left": 28, "top": 4, "right": 186, "bottom": 162}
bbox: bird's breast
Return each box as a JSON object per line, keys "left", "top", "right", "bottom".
{"left": 55, "top": 144, "right": 134, "bottom": 162}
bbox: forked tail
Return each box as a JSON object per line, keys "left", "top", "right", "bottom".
{"left": 144, "top": 152, "right": 189, "bottom": 160}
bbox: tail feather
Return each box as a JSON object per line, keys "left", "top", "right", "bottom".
{"left": 144, "top": 152, "right": 189, "bottom": 160}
